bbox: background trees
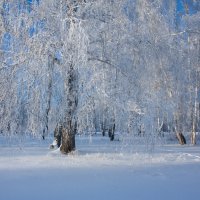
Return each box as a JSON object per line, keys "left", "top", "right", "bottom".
{"left": 0, "top": 0, "right": 199, "bottom": 150}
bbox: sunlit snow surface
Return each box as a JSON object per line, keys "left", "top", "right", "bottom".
{"left": 0, "top": 134, "right": 200, "bottom": 200}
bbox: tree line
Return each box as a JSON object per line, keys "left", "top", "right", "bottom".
{"left": 0, "top": 0, "right": 199, "bottom": 153}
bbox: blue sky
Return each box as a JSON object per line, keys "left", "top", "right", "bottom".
{"left": 177, "top": 0, "right": 200, "bottom": 15}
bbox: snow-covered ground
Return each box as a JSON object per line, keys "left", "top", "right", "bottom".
{"left": 0, "top": 134, "right": 200, "bottom": 200}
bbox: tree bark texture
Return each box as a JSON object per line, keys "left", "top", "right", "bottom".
{"left": 176, "top": 132, "right": 186, "bottom": 145}
{"left": 60, "top": 126, "right": 75, "bottom": 154}
{"left": 61, "top": 62, "right": 78, "bottom": 154}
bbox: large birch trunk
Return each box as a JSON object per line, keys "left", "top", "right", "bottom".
{"left": 60, "top": 124, "right": 76, "bottom": 154}
{"left": 61, "top": 63, "right": 78, "bottom": 154}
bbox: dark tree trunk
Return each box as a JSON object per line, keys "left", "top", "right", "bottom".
{"left": 108, "top": 123, "right": 115, "bottom": 141}
{"left": 60, "top": 126, "right": 75, "bottom": 154}
{"left": 55, "top": 124, "right": 62, "bottom": 148}
{"left": 60, "top": 62, "right": 78, "bottom": 154}
{"left": 102, "top": 123, "right": 106, "bottom": 136}
{"left": 176, "top": 132, "right": 186, "bottom": 145}
{"left": 174, "top": 112, "right": 186, "bottom": 145}
{"left": 102, "top": 129, "right": 105, "bottom": 137}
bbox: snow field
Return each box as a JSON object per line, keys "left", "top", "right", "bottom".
{"left": 0, "top": 134, "right": 200, "bottom": 200}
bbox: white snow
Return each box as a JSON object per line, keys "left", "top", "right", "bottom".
{"left": 0, "top": 134, "right": 200, "bottom": 200}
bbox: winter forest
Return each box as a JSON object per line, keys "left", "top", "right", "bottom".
{"left": 0, "top": 1, "right": 200, "bottom": 200}
{"left": 1, "top": 0, "right": 200, "bottom": 148}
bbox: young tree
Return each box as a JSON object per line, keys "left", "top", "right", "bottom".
{"left": 184, "top": 11, "right": 200, "bottom": 145}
